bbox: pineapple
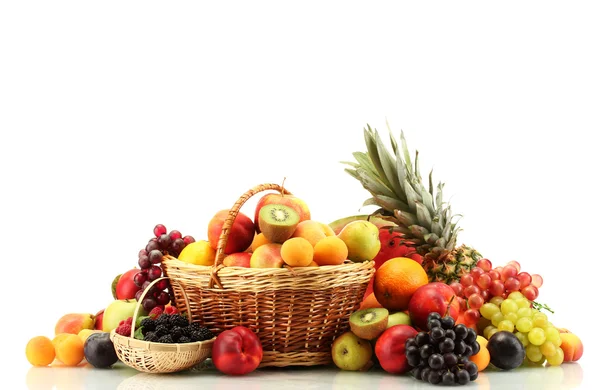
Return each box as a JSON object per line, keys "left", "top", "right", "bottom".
{"left": 342, "top": 124, "right": 482, "bottom": 283}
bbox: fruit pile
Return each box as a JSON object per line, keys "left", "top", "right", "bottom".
{"left": 327, "top": 125, "right": 584, "bottom": 385}
{"left": 24, "top": 124, "right": 585, "bottom": 384}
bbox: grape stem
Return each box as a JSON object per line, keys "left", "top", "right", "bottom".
{"left": 532, "top": 301, "right": 554, "bottom": 314}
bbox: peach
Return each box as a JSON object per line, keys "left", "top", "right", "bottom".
{"left": 250, "top": 243, "right": 284, "bottom": 268}
{"left": 281, "top": 237, "right": 314, "bottom": 267}
{"left": 94, "top": 309, "right": 104, "bottom": 330}
{"left": 55, "top": 313, "right": 95, "bottom": 336}
{"left": 559, "top": 332, "right": 583, "bottom": 362}
{"left": 250, "top": 233, "right": 271, "bottom": 252}
{"left": 208, "top": 209, "right": 255, "bottom": 254}
{"left": 291, "top": 220, "right": 330, "bottom": 247}
{"left": 313, "top": 236, "right": 348, "bottom": 266}
{"left": 223, "top": 252, "right": 252, "bottom": 267}
{"left": 254, "top": 192, "right": 311, "bottom": 233}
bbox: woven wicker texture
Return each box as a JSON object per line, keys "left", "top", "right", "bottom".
{"left": 110, "top": 277, "right": 215, "bottom": 373}
{"left": 162, "top": 183, "right": 375, "bottom": 367}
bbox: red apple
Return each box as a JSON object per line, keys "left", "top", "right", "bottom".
{"left": 115, "top": 268, "right": 141, "bottom": 300}
{"left": 212, "top": 326, "right": 263, "bottom": 375}
{"left": 254, "top": 193, "right": 310, "bottom": 233}
{"left": 208, "top": 210, "right": 255, "bottom": 254}
{"left": 408, "top": 282, "right": 460, "bottom": 331}
{"left": 375, "top": 325, "right": 418, "bottom": 374}
{"left": 94, "top": 309, "right": 104, "bottom": 331}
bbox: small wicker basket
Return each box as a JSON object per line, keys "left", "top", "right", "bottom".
{"left": 162, "top": 183, "right": 375, "bottom": 367}
{"left": 110, "top": 277, "right": 215, "bottom": 374}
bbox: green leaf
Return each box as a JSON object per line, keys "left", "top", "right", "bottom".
{"left": 375, "top": 195, "right": 411, "bottom": 213}
{"left": 409, "top": 225, "right": 429, "bottom": 238}
{"left": 436, "top": 182, "right": 445, "bottom": 211}
{"left": 344, "top": 168, "right": 359, "bottom": 180}
{"left": 364, "top": 126, "right": 390, "bottom": 187}
{"left": 420, "top": 188, "right": 435, "bottom": 216}
{"left": 403, "top": 178, "right": 419, "bottom": 212}
{"left": 414, "top": 150, "right": 422, "bottom": 182}
{"left": 134, "top": 326, "right": 144, "bottom": 340}
{"left": 431, "top": 218, "right": 443, "bottom": 236}
{"left": 352, "top": 152, "right": 379, "bottom": 178}
{"left": 428, "top": 170, "right": 434, "bottom": 202}
{"left": 356, "top": 168, "right": 397, "bottom": 198}
{"left": 424, "top": 233, "right": 440, "bottom": 245}
{"left": 400, "top": 131, "right": 413, "bottom": 176}
{"left": 386, "top": 119, "right": 399, "bottom": 155}
{"left": 340, "top": 160, "right": 360, "bottom": 168}
{"left": 415, "top": 201, "right": 433, "bottom": 227}
{"left": 374, "top": 130, "right": 403, "bottom": 198}
{"left": 394, "top": 209, "right": 418, "bottom": 227}
{"left": 394, "top": 142, "right": 409, "bottom": 203}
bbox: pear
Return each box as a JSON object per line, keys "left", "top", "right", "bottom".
{"left": 337, "top": 220, "right": 381, "bottom": 262}
{"left": 102, "top": 299, "right": 145, "bottom": 333}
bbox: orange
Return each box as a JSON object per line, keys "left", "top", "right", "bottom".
{"left": 373, "top": 257, "right": 428, "bottom": 311}
{"left": 26, "top": 336, "right": 55, "bottom": 366}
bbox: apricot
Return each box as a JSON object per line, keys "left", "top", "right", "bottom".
{"left": 250, "top": 233, "right": 271, "bottom": 252}
{"left": 54, "top": 334, "right": 84, "bottom": 366}
{"left": 281, "top": 237, "right": 314, "bottom": 267}
{"left": 469, "top": 336, "right": 490, "bottom": 371}
{"left": 291, "top": 220, "right": 330, "bottom": 247}
{"left": 313, "top": 236, "right": 348, "bottom": 266}
{"left": 26, "top": 336, "right": 55, "bottom": 367}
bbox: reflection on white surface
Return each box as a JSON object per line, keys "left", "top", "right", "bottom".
{"left": 23, "top": 361, "right": 586, "bottom": 390}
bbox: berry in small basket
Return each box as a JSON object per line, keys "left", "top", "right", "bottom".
{"left": 191, "top": 327, "right": 214, "bottom": 342}
{"left": 170, "top": 314, "right": 189, "bottom": 328}
{"left": 148, "top": 306, "right": 163, "bottom": 319}
{"left": 115, "top": 322, "right": 132, "bottom": 337}
{"left": 140, "top": 317, "right": 156, "bottom": 333}
{"left": 164, "top": 306, "right": 179, "bottom": 315}
{"left": 157, "top": 334, "right": 174, "bottom": 344}
{"left": 155, "top": 325, "right": 169, "bottom": 337}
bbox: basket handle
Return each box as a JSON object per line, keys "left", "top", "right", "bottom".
{"left": 130, "top": 276, "right": 192, "bottom": 338}
{"left": 209, "top": 183, "right": 292, "bottom": 289}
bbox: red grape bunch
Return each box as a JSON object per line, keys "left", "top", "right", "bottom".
{"left": 133, "top": 224, "right": 195, "bottom": 312}
{"left": 449, "top": 259, "right": 544, "bottom": 327}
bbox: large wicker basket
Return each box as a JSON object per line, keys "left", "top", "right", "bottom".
{"left": 110, "top": 277, "right": 215, "bottom": 373}
{"left": 162, "top": 183, "right": 375, "bottom": 367}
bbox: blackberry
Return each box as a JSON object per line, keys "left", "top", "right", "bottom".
{"left": 140, "top": 317, "right": 156, "bottom": 333}
{"left": 190, "top": 327, "right": 214, "bottom": 342}
{"left": 171, "top": 326, "right": 183, "bottom": 341}
{"left": 155, "top": 314, "right": 171, "bottom": 328}
{"left": 155, "top": 325, "right": 169, "bottom": 337}
{"left": 178, "top": 336, "right": 192, "bottom": 343}
{"left": 144, "top": 331, "right": 158, "bottom": 342}
{"left": 170, "top": 314, "right": 189, "bottom": 328}
{"left": 180, "top": 326, "right": 191, "bottom": 337}
{"left": 157, "top": 334, "right": 174, "bottom": 344}
{"left": 189, "top": 322, "right": 202, "bottom": 332}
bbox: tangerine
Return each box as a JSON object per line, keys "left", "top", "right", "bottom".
{"left": 373, "top": 257, "right": 428, "bottom": 311}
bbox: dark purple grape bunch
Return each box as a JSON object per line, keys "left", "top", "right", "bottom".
{"left": 133, "top": 224, "right": 196, "bottom": 311}
{"left": 405, "top": 312, "right": 480, "bottom": 385}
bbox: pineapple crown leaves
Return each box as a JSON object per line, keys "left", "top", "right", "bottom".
{"left": 342, "top": 124, "right": 461, "bottom": 250}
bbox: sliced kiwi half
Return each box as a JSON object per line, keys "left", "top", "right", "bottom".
{"left": 258, "top": 204, "right": 300, "bottom": 243}
{"left": 349, "top": 308, "right": 389, "bottom": 340}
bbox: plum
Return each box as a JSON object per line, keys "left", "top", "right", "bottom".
{"left": 84, "top": 333, "right": 118, "bottom": 368}
{"left": 487, "top": 331, "right": 525, "bottom": 370}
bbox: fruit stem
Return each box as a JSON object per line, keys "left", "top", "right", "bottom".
{"left": 532, "top": 301, "right": 554, "bottom": 314}
{"left": 445, "top": 295, "right": 455, "bottom": 317}
{"left": 280, "top": 177, "right": 287, "bottom": 195}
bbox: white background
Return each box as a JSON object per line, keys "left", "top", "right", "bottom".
{"left": 1, "top": 1, "right": 598, "bottom": 388}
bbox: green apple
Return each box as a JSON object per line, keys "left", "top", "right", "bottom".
{"left": 102, "top": 299, "right": 146, "bottom": 333}
{"left": 331, "top": 331, "right": 373, "bottom": 371}
{"left": 337, "top": 220, "right": 381, "bottom": 262}
{"left": 387, "top": 312, "right": 412, "bottom": 328}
